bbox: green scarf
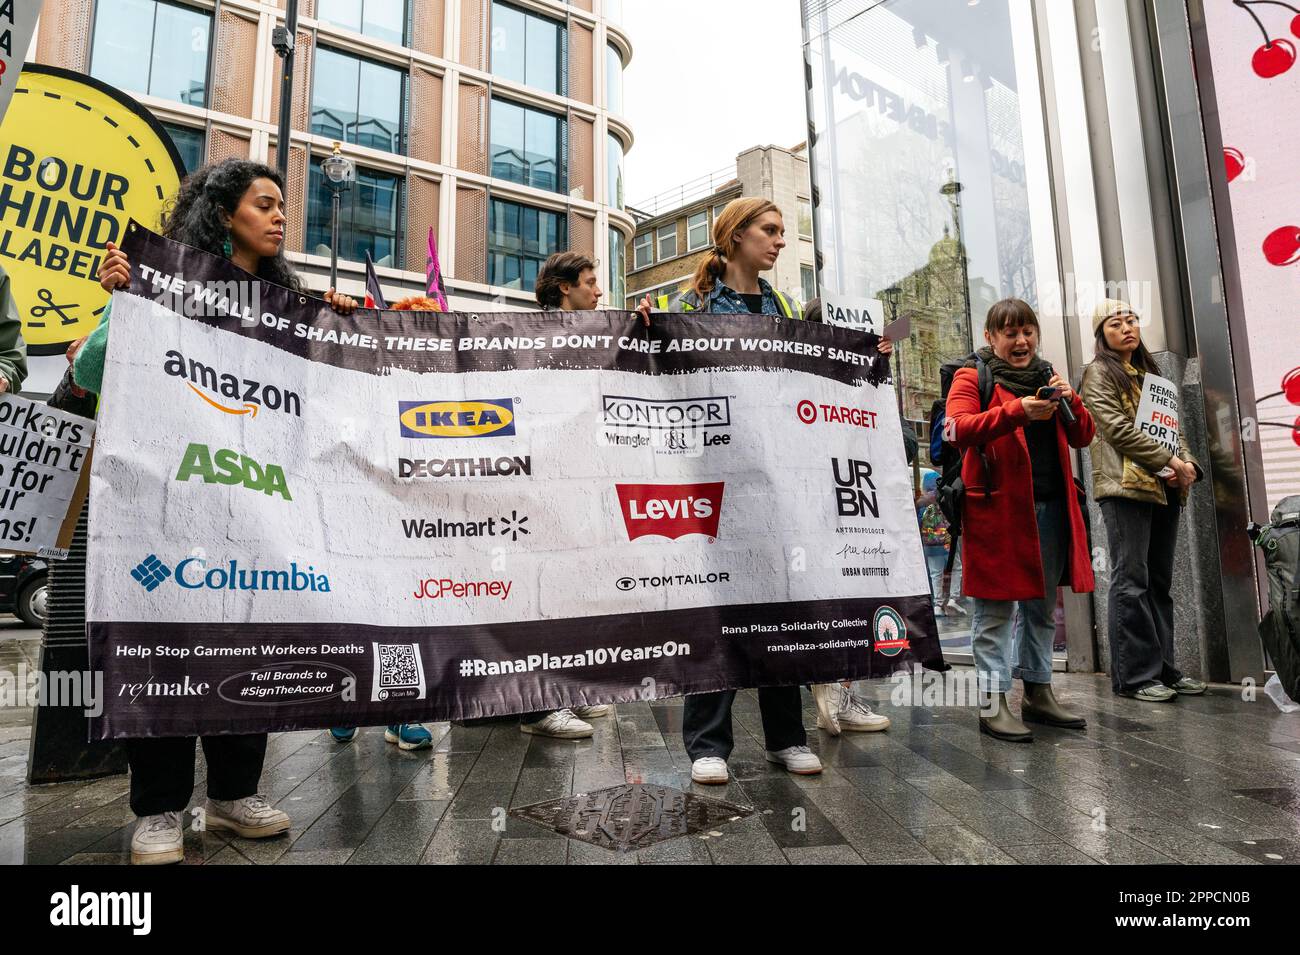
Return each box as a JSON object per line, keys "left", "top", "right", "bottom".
{"left": 970, "top": 345, "right": 1048, "bottom": 397}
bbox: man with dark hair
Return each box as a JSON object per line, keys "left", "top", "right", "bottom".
{"left": 535, "top": 252, "right": 602, "bottom": 311}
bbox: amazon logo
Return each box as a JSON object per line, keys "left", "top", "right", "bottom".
{"left": 163, "top": 350, "right": 302, "bottom": 419}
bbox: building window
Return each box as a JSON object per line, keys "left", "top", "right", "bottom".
{"left": 488, "top": 199, "right": 567, "bottom": 290}
{"left": 633, "top": 232, "right": 652, "bottom": 269}
{"left": 306, "top": 162, "right": 404, "bottom": 266}
{"left": 608, "top": 228, "right": 625, "bottom": 305}
{"left": 606, "top": 43, "right": 623, "bottom": 114}
{"left": 801, "top": 265, "right": 816, "bottom": 305}
{"left": 606, "top": 133, "right": 624, "bottom": 210}
{"left": 491, "top": 98, "right": 566, "bottom": 193}
{"left": 798, "top": 198, "right": 813, "bottom": 239}
{"left": 316, "top": 0, "right": 407, "bottom": 45}
{"left": 491, "top": 1, "right": 565, "bottom": 97}
{"left": 687, "top": 211, "right": 708, "bottom": 251}
{"left": 713, "top": 202, "right": 729, "bottom": 223}
{"left": 161, "top": 121, "right": 205, "bottom": 175}
{"left": 312, "top": 47, "right": 406, "bottom": 154}
{"left": 657, "top": 223, "right": 677, "bottom": 260}
{"left": 90, "top": 0, "right": 211, "bottom": 107}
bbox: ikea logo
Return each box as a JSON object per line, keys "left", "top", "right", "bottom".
{"left": 399, "top": 400, "right": 517, "bottom": 439}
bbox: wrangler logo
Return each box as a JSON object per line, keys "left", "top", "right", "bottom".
{"left": 398, "top": 400, "right": 516, "bottom": 439}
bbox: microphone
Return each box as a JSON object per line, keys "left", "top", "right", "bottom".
{"left": 1042, "top": 363, "right": 1077, "bottom": 425}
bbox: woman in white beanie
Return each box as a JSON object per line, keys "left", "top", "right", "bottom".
{"left": 1080, "top": 299, "right": 1207, "bottom": 702}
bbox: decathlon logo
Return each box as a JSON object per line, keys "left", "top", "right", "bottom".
{"left": 615, "top": 482, "right": 724, "bottom": 541}
{"left": 399, "top": 399, "right": 517, "bottom": 438}
{"left": 128, "top": 556, "right": 331, "bottom": 593}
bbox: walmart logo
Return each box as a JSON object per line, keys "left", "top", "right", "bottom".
{"left": 130, "top": 555, "right": 172, "bottom": 592}
{"left": 398, "top": 399, "right": 517, "bottom": 439}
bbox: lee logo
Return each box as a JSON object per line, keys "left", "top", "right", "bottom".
{"left": 175, "top": 443, "right": 292, "bottom": 500}
{"left": 616, "top": 482, "right": 724, "bottom": 541}
{"left": 399, "top": 400, "right": 516, "bottom": 439}
{"left": 832, "top": 458, "right": 878, "bottom": 518}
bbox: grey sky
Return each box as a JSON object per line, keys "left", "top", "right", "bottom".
{"left": 621, "top": 0, "right": 808, "bottom": 208}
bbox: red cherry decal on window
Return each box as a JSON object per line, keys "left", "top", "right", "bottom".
{"left": 1224, "top": 147, "right": 1246, "bottom": 181}
{"left": 1253, "top": 38, "right": 1296, "bottom": 77}
{"left": 1263, "top": 225, "right": 1300, "bottom": 266}
{"left": 1292, "top": 416, "right": 1300, "bottom": 449}
{"left": 1292, "top": 13, "right": 1300, "bottom": 39}
{"left": 1284, "top": 368, "right": 1300, "bottom": 405}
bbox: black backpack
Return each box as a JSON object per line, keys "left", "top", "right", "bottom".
{"left": 1249, "top": 496, "right": 1300, "bottom": 702}
{"left": 930, "top": 354, "right": 994, "bottom": 537}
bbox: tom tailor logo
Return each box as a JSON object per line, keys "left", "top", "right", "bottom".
{"left": 399, "top": 399, "right": 516, "bottom": 438}
{"left": 615, "top": 482, "right": 724, "bottom": 541}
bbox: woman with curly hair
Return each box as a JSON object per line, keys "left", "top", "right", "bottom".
{"left": 71, "top": 159, "right": 357, "bottom": 864}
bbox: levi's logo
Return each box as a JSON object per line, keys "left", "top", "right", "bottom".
{"left": 615, "top": 482, "right": 724, "bottom": 541}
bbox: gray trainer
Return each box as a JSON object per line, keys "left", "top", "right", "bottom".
{"left": 1125, "top": 684, "right": 1177, "bottom": 702}
{"left": 205, "top": 794, "right": 291, "bottom": 839}
{"left": 1169, "top": 677, "right": 1207, "bottom": 695}
{"left": 131, "top": 811, "right": 184, "bottom": 865}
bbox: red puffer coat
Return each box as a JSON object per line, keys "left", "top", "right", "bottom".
{"left": 946, "top": 368, "right": 1096, "bottom": 601}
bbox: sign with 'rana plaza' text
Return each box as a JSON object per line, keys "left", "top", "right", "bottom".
{"left": 86, "top": 224, "right": 942, "bottom": 739}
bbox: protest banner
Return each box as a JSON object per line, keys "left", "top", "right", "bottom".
{"left": 1134, "top": 372, "right": 1181, "bottom": 457}
{"left": 86, "top": 223, "right": 941, "bottom": 738}
{"left": 0, "top": 392, "right": 93, "bottom": 559}
{"left": 0, "top": 65, "right": 184, "bottom": 353}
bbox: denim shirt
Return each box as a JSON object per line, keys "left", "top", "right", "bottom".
{"left": 667, "top": 278, "right": 795, "bottom": 317}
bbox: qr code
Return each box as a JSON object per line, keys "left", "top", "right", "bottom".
{"left": 371, "top": 643, "right": 427, "bottom": 702}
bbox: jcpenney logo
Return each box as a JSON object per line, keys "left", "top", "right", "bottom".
{"left": 413, "top": 578, "right": 512, "bottom": 601}
{"left": 615, "top": 482, "right": 724, "bottom": 541}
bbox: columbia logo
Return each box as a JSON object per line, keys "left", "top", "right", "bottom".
{"left": 130, "top": 555, "right": 171, "bottom": 591}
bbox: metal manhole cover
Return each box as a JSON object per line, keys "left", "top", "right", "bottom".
{"left": 510, "top": 783, "right": 753, "bottom": 852}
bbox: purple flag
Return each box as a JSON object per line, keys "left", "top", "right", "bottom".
{"left": 426, "top": 228, "right": 448, "bottom": 311}
{"left": 364, "top": 252, "right": 387, "bottom": 310}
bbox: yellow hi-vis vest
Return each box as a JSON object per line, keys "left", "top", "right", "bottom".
{"left": 655, "top": 288, "right": 798, "bottom": 318}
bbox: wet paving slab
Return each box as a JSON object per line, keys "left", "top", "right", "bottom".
{"left": 0, "top": 665, "right": 1298, "bottom": 864}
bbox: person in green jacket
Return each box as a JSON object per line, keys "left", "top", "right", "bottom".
{"left": 1080, "top": 299, "right": 1207, "bottom": 703}
{"left": 0, "top": 265, "right": 29, "bottom": 394}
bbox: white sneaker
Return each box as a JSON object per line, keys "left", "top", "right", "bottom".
{"left": 933, "top": 602, "right": 947, "bottom": 618}
{"left": 204, "top": 794, "right": 291, "bottom": 839}
{"left": 690, "top": 756, "right": 729, "bottom": 784}
{"left": 836, "top": 685, "right": 891, "bottom": 732}
{"left": 945, "top": 597, "right": 968, "bottom": 616}
{"left": 812, "top": 683, "right": 841, "bottom": 735}
{"left": 519, "top": 709, "right": 594, "bottom": 739}
{"left": 571, "top": 704, "right": 612, "bottom": 719}
{"left": 131, "top": 811, "right": 184, "bottom": 865}
{"left": 765, "top": 745, "right": 823, "bottom": 775}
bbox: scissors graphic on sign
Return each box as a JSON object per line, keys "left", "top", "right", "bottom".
{"left": 29, "top": 288, "right": 79, "bottom": 327}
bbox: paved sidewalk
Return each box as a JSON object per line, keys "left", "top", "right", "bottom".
{"left": 2, "top": 658, "right": 1299, "bottom": 864}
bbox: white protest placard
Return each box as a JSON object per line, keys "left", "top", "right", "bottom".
{"left": 1134, "top": 372, "right": 1180, "bottom": 456}
{"left": 0, "top": 1, "right": 43, "bottom": 127}
{"left": 821, "top": 293, "right": 885, "bottom": 334}
{"left": 0, "top": 393, "right": 94, "bottom": 558}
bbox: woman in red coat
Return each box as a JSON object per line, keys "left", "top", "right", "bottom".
{"left": 946, "top": 299, "right": 1095, "bottom": 742}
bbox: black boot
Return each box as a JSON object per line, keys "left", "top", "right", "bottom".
{"left": 1021, "top": 681, "right": 1087, "bottom": 729}
{"left": 978, "top": 693, "right": 1033, "bottom": 743}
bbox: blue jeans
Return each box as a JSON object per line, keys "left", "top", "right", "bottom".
{"left": 971, "top": 497, "right": 1067, "bottom": 693}
{"left": 924, "top": 545, "right": 964, "bottom": 603}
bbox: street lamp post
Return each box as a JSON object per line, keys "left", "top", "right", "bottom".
{"left": 321, "top": 142, "right": 355, "bottom": 290}
{"left": 883, "top": 284, "right": 904, "bottom": 419}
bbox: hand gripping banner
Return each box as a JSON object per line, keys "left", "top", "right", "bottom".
{"left": 87, "top": 223, "right": 941, "bottom": 738}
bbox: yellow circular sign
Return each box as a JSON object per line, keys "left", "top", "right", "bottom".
{"left": 0, "top": 65, "right": 184, "bottom": 353}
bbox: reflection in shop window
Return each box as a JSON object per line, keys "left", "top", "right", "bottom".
{"left": 91, "top": 0, "right": 211, "bottom": 107}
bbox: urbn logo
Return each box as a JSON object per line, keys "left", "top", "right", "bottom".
{"left": 174, "top": 443, "right": 292, "bottom": 499}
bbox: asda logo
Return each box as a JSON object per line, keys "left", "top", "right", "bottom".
{"left": 174, "top": 443, "right": 292, "bottom": 500}
{"left": 399, "top": 399, "right": 516, "bottom": 439}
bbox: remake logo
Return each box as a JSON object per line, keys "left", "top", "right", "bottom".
{"left": 174, "top": 443, "right": 291, "bottom": 499}
{"left": 399, "top": 399, "right": 517, "bottom": 438}
{"left": 615, "top": 482, "right": 724, "bottom": 541}
{"left": 129, "top": 555, "right": 331, "bottom": 593}
{"left": 163, "top": 350, "right": 302, "bottom": 419}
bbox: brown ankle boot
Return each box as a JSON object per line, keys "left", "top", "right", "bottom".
{"left": 978, "top": 693, "right": 1033, "bottom": 743}
{"left": 1021, "top": 681, "right": 1087, "bottom": 729}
